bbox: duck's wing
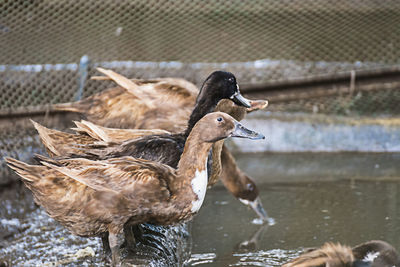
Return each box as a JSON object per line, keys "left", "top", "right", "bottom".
{"left": 53, "top": 85, "right": 155, "bottom": 130}
{"left": 39, "top": 156, "right": 174, "bottom": 203}
{"left": 83, "top": 133, "right": 185, "bottom": 168}
{"left": 94, "top": 68, "right": 197, "bottom": 109}
{"left": 149, "top": 77, "right": 199, "bottom": 96}
{"left": 54, "top": 69, "right": 196, "bottom": 131}
{"left": 72, "top": 120, "right": 170, "bottom": 143}
{"left": 6, "top": 156, "right": 173, "bottom": 228}
{"left": 5, "top": 157, "right": 94, "bottom": 214}
{"left": 33, "top": 120, "right": 172, "bottom": 159}
{"left": 92, "top": 69, "right": 198, "bottom": 103}
{"left": 31, "top": 120, "right": 102, "bottom": 157}
{"left": 94, "top": 68, "right": 155, "bottom": 108}
{"left": 137, "top": 79, "right": 197, "bottom": 106}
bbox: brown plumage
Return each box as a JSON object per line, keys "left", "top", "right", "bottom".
{"left": 32, "top": 119, "right": 170, "bottom": 157}
{"left": 283, "top": 243, "right": 354, "bottom": 267}
{"left": 54, "top": 67, "right": 198, "bottom": 132}
{"left": 35, "top": 99, "right": 266, "bottom": 180}
{"left": 283, "top": 240, "right": 400, "bottom": 267}
{"left": 53, "top": 68, "right": 267, "bottom": 133}
{"left": 37, "top": 100, "right": 271, "bottom": 221}
{"left": 42, "top": 70, "right": 270, "bottom": 221}
{"left": 6, "top": 112, "right": 265, "bottom": 266}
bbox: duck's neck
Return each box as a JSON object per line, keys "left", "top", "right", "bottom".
{"left": 184, "top": 97, "right": 219, "bottom": 137}
{"left": 207, "top": 140, "right": 224, "bottom": 187}
{"left": 176, "top": 133, "right": 213, "bottom": 212}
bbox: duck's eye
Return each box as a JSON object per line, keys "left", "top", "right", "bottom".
{"left": 228, "top": 77, "right": 234, "bottom": 82}
{"left": 217, "top": 117, "right": 223, "bottom": 122}
{"left": 247, "top": 183, "right": 254, "bottom": 191}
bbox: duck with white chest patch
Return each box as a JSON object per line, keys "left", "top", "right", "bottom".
{"left": 34, "top": 71, "right": 271, "bottom": 222}
{"left": 6, "top": 112, "right": 265, "bottom": 266}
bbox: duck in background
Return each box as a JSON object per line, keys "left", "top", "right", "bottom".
{"left": 54, "top": 67, "right": 199, "bottom": 132}
{"left": 6, "top": 112, "right": 265, "bottom": 266}
{"left": 283, "top": 240, "right": 400, "bottom": 267}
{"left": 54, "top": 68, "right": 267, "bottom": 132}
{"left": 40, "top": 70, "right": 271, "bottom": 222}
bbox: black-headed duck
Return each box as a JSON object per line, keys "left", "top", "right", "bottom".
{"left": 36, "top": 71, "right": 271, "bottom": 222}
{"left": 6, "top": 112, "right": 264, "bottom": 266}
{"left": 283, "top": 240, "right": 400, "bottom": 267}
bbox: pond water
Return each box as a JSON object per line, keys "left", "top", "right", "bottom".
{"left": 1, "top": 152, "right": 400, "bottom": 266}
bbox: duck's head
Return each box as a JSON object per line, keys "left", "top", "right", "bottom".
{"left": 216, "top": 99, "right": 269, "bottom": 121}
{"left": 235, "top": 176, "right": 269, "bottom": 223}
{"left": 197, "top": 71, "right": 251, "bottom": 108}
{"left": 194, "top": 112, "right": 265, "bottom": 143}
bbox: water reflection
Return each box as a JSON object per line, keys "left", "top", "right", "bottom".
{"left": 188, "top": 153, "right": 400, "bottom": 266}
{"left": 235, "top": 225, "right": 270, "bottom": 251}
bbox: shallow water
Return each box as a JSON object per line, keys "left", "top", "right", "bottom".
{"left": 188, "top": 152, "right": 400, "bottom": 266}
{"left": 1, "top": 152, "right": 400, "bottom": 266}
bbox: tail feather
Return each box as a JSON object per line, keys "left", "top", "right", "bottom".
{"left": 5, "top": 157, "right": 41, "bottom": 183}
{"left": 52, "top": 101, "right": 84, "bottom": 112}
{"left": 31, "top": 120, "right": 62, "bottom": 157}
{"left": 33, "top": 154, "right": 61, "bottom": 166}
{"left": 72, "top": 120, "right": 110, "bottom": 142}
{"left": 96, "top": 68, "right": 155, "bottom": 108}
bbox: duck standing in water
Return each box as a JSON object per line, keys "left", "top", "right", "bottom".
{"left": 35, "top": 71, "right": 271, "bottom": 222}
{"left": 283, "top": 240, "right": 400, "bottom": 267}
{"left": 6, "top": 112, "right": 265, "bottom": 266}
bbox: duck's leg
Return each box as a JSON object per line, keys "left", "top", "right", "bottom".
{"left": 123, "top": 224, "right": 136, "bottom": 250}
{"left": 108, "top": 230, "right": 123, "bottom": 267}
{"left": 132, "top": 224, "right": 144, "bottom": 241}
{"left": 101, "top": 232, "right": 111, "bottom": 255}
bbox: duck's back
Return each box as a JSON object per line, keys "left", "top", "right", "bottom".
{"left": 100, "top": 133, "right": 187, "bottom": 168}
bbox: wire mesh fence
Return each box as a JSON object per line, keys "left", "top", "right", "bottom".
{"left": 1, "top": 0, "right": 400, "bottom": 115}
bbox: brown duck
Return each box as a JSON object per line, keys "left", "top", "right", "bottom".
{"left": 35, "top": 100, "right": 269, "bottom": 221}
{"left": 54, "top": 67, "right": 199, "bottom": 132}
{"left": 283, "top": 240, "right": 400, "bottom": 267}
{"left": 6, "top": 112, "right": 264, "bottom": 266}
{"left": 41, "top": 71, "right": 270, "bottom": 221}
{"left": 54, "top": 67, "right": 266, "bottom": 132}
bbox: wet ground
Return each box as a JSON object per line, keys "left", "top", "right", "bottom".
{"left": 1, "top": 152, "right": 400, "bottom": 266}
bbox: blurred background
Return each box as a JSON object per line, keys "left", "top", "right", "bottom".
{"left": 1, "top": 1, "right": 400, "bottom": 266}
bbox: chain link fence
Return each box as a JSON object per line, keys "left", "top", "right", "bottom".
{"left": 1, "top": 0, "right": 400, "bottom": 115}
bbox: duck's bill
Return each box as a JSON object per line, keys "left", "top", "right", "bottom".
{"left": 239, "top": 196, "right": 274, "bottom": 225}
{"left": 249, "top": 196, "right": 269, "bottom": 222}
{"left": 247, "top": 100, "right": 269, "bottom": 113}
{"left": 231, "top": 92, "right": 251, "bottom": 108}
{"left": 231, "top": 121, "right": 265, "bottom": 140}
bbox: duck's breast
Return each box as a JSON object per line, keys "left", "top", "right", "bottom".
{"left": 190, "top": 159, "right": 208, "bottom": 213}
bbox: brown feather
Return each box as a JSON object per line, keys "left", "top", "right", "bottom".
{"left": 283, "top": 243, "right": 354, "bottom": 267}
{"left": 71, "top": 120, "right": 170, "bottom": 143}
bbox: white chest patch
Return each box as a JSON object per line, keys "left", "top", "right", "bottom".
{"left": 363, "top": 251, "right": 380, "bottom": 262}
{"left": 191, "top": 160, "right": 208, "bottom": 213}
